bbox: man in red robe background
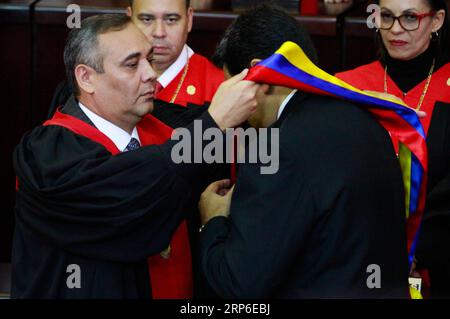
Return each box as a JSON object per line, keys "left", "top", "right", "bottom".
{"left": 127, "top": 0, "right": 224, "bottom": 108}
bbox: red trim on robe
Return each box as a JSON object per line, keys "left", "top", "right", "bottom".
{"left": 44, "top": 110, "right": 120, "bottom": 154}
{"left": 44, "top": 109, "right": 193, "bottom": 299}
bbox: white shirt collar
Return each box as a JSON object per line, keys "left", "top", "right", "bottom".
{"left": 157, "top": 44, "right": 194, "bottom": 88}
{"left": 78, "top": 102, "right": 141, "bottom": 152}
{"left": 277, "top": 89, "right": 297, "bottom": 119}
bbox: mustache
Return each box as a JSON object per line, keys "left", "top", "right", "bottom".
{"left": 151, "top": 40, "right": 170, "bottom": 47}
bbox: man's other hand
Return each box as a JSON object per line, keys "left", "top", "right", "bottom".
{"left": 199, "top": 179, "right": 234, "bottom": 226}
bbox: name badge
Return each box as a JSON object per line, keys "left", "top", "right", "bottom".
{"left": 409, "top": 277, "right": 422, "bottom": 292}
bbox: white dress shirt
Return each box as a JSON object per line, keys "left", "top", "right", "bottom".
{"left": 79, "top": 102, "right": 141, "bottom": 152}
{"left": 157, "top": 44, "right": 194, "bottom": 88}
{"left": 277, "top": 89, "right": 298, "bottom": 120}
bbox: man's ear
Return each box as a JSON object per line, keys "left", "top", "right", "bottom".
{"left": 222, "top": 64, "right": 232, "bottom": 79}
{"left": 250, "top": 58, "right": 262, "bottom": 68}
{"left": 187, "top": 7, "right": 194, "bottom": 33}
{"left": 261, "top": 84, "right": 271, "bottom": 94}
{"left": 126, "top": 6, "right": 132, "bottom": 18}
{"left": 249, "top": 59, "right": 271, "bottom": 94}
{"left": 74, "top": 64, "right": 96, "bottom": 95}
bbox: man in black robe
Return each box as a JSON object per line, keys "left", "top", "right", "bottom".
{"left": 12, "top": 14, "right": 261, "bottom": 298}
{"left": 198, "top": 5, "right": 410, "bottom": 298}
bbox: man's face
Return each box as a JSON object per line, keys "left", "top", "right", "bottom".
{"left": 91, "top": 24, "right": 157, "bottom": 126}
{"left": 128, "top": 0, "right": 193, "bottom": 74}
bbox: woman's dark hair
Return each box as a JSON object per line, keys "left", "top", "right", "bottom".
{"left": 375, "top": 0, "right": 450, "bottom": 67}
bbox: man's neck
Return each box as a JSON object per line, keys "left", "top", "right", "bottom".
{"left": 263, "top": 87, "right": 295, "bottom": 126}
{"left": 79, "top": 96, "right": 137, "bottom": 135}
{"left": 276, "top": 88, "right": 297, "bottom": 120}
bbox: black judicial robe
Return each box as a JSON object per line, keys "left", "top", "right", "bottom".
{"left": 46, "top": 83, "right": 220, "bottom": 299}
{"left": 12, "top": 97, "right": 222, "bottom": 299}
{"left": 200, "top": 93, "right": 410, "bottom": 298}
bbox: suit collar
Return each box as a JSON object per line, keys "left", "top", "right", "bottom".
{"left": 272, "top": 91, "right": 306, "bottom": 128}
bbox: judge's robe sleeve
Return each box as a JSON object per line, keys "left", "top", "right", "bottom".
{"left": 13, "top": 112, "right": 221, "bottom": 263}
{"left": 152, "top": 99, "right": 208, "bottom": 129}
{"left": 199, "top": 138, "right": 316, "bottom": 298}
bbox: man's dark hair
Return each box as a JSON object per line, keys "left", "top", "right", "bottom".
{"left": 64, "top": 14, "right": 132, "bottom": 97}
{"left": 213, "top": 3, "right": 318, "bottom": 75}
{"left": 129, "top": 0, "right": 191, "bottom": 9}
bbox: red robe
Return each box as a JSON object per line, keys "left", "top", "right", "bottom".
{"left": 336, "top": 61, "right": 450, "bottom": 135}
{"left": 157, "top": 53, "right": 224, "bottom": 107}
{"left": 44, "top": 111, "right": 193, "bottom": 299}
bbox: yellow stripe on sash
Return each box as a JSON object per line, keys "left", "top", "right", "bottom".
{"left": 399, "top": 143, "right": 412, "bottom": 218}
{"left": 276, "top": 42, "right": 408, "bottom": 107}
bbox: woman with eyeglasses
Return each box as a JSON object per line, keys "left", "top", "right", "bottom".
{"left": 336, "top": 0, "right": 450, "bottom": 298}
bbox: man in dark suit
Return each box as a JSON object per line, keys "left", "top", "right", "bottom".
{"left": 12, "top": 14, "right": 261, "bottom": 298}
{"left": 198, "top": 4, "right": 410, "bottom": 298}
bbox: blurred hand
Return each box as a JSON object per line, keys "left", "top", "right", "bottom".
{"left": 364, "top": 90, "right": 427, "bottom": 118}
{"left": 208, "top": 69, "right": 263, "bottom": 130}
{"left": 199, "top": 179, "right": 234, "bottom": 226}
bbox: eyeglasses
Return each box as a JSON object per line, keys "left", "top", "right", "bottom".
{"left": 379, "top": 11, "right": 435, "bottom": 31}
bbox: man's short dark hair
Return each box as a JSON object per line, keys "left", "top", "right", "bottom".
{"left": 64, "top": 14, "right": 132, "bottom": 97}
{"left": 129, "top": 0, "right": 191, "bottom": 9}
{"left": 213, "top": 4, "right": 319, "bottom": 75}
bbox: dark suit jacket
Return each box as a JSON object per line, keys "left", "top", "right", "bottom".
{"left": 200, "top": 92, "right": 410, "bottom": 298}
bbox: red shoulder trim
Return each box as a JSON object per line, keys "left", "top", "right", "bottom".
{"left": 430, "top": 63, "right": 450, "bottom": 103}
{"left": 137, "top": 114, "right": 174, "bottom": 145}
{"left": 44, "top": 109, "right": 120, "bottom": 155}
{"left": 335, "top": 61, "right": 384, "bottom": 91}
